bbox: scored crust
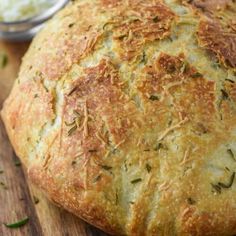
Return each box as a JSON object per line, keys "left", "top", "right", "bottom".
{"left": 1, "top": 0, "right": 236, "bottom": 235}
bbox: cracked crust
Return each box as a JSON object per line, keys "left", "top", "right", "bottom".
{"left": 2, "top": 0, "right": 236, "bottom": 235}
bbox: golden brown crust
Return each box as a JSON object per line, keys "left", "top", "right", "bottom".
{"left": 2, "top": 0, "right": 236, "bottom": 235}
{"left": 187, "top": 0, "right": 236, "bottom": 69}
{"left": 111, "top": 0, "right": 175, "bottom": 61}
{"left": 198, "top": 18, "right": 236, "bottom": 69}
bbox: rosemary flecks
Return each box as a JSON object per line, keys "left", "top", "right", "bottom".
{"left": 146, "top": 163, "right": 152, "bottom": 173}
{"left": 227, "top": 149, "right": 236, "bottom": 161}
{"left": 211, "top": 172, "right": 235, "bottom": 194}
{"left": 131, "top": 178, "right": 142, "bottom": 184}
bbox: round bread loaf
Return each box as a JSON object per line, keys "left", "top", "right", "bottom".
{"left": 1, "top": 0, "right": 236, "bottom": 235}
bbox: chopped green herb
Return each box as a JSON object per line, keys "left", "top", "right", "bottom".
{"left": 118, "top": 34, "right": 127, "bottom": 40}
{"left": 0, "top": 53, "right": 8, "bottom": 69}
{"left": 225, "top": 79, "right": 235, "bottom": 83}
{"left": 144, "top": 149, "right": 150, "bottom": 152}
{"left": 221, "top": 89, "right": 229, "bottom": 100}
{"left": 187, "top": 197, "right": 196, "bottom": 205}
{"left": 154, "top": 143, "right": 162, "bottom": 150}
{"left": 68, "top": 23, "right": 75, "bottom": 28}
{"left": 65, "top": 120, "right": 76, "bottom": 127}
{"left": 111, "top": 148, "right": 118, "bottom": 154}
{"left": 34, "top": 94, "right": 38, "bottom": 98}
{"left": 227, "top": 149, "right": 236, "bottom": 161}
{"left": 68, "top": 125, "right": 77, "bottom": 136}
{"left": 101, "top": 165, "right": 112, "bottom": 171}
{"left": 115, "top": 189, "right": 119, "bottom": 205}
{"left": 211, "top": 183, "right": 221, "bottom": 194}
{"left": 146, "top": 164, "right": 152, "bottom": 173}
{"left": 15, "top": 160, "right": 21, "bottom": 167}
{"left": 130, "top": 18, "right": 140, "bottom": 23}
{"left": 211, "top": 63, "right": 219, "bottom": 69}
{"left": 129, "top": 201, "right": 135, "bottom": 204}
{"left": 103, "top": 22, "right": 112, "bottom": 30}
{"left": 124, "top": 161, "right": 128, "bottom": 172}
{"left": 218, "top": 172, "right": 235, "bottom": 189}
{"left": 140, "top": 51, "right": 147, "bottom": 64}
{"left": 33, "top": 196, "right": 39, "bottom": 205}
{"left": 71, "top": 160, "right": 77, "bottom": 165}
{"left": 154, "top": 142, "right": 167, "bottom": 151}
{"left": 73, "top": 110, "right": 80, "bottom": 116}
{"left": 211, "top": 172, "right": 235, "bottom": 194}
{"left": 152, "top": 16, "right": 159, "bottom": 23}
{"left": 149, "top": 95, "right": 159, "bottom": 101}
{"left": 0, "top": 182, "right": 7, "bottom": 189}
{"left": 94, "top": 175, "right": 102, "bottom": 183}
{"left": 88, "top": 149, "right": 97, "bottom": 153}
{"left": 191, "top": 72, "right": 202, "bottom": 78}
{"left": 180, "top": 61, "right": 189, "bottom": 74}
{"left": 67, "top": 86, "right": 78, "bottom": 96}
{"left": 0, "top": 170, "right": 3, "bottom": 174}
{"left": 4, "top": 217, "right": 29, "bottom": 228}
{"left": 131, "top": 178, "right": 142, "bottom": 184}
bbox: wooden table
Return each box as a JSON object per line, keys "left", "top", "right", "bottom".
{"left": 0, "top": 41, "right": 108, "bottom": 236}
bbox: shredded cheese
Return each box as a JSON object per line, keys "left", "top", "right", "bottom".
{"left": 74, "top": 152, "right": 84, "bottom": 158}
{"left": 83, "top": 100, "right": 89, "bottom": 138}
{"left": 180, "top": 146, "right": 191, "bottom": 166}
{"left": 96, "top": 132, "right": 108, "bottom": 146}
{"left": 181, "top": 207, "right": 191, "bottom": 218}
{"left": 114, "top": 139, "right": 126, "bottom": 150}
{"left": 163, "top": 85, "right": 185, "bottom": 120}
{"left": 159, "top": 181, "right": 172, "bottom": 191}
{"left": 157, "top": 117, "right": 188, "bottom": 142}
{"left": 136, "top": 137, "right": 142, "bottom": 147}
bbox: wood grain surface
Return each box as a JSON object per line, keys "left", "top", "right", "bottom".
{"left": 0, "top": 40, "right": 108, "bottom": 236}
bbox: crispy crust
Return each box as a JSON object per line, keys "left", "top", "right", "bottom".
{"left": 186, "top": 0, "right": 236, "bottom": 69}
{"left": 2, "top": 0, "right": 236, "bottom": 235}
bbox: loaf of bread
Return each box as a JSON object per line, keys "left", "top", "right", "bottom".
{"left": 1, "top": 0, "right": 236, "bottom": 235}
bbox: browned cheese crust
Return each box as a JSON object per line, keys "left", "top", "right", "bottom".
{"left": 1, "top": 0, "right": 236, "bottom": 235}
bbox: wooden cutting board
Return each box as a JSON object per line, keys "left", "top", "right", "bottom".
{"left": 0, "top": 40, "right": 108, "bottom": 236}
